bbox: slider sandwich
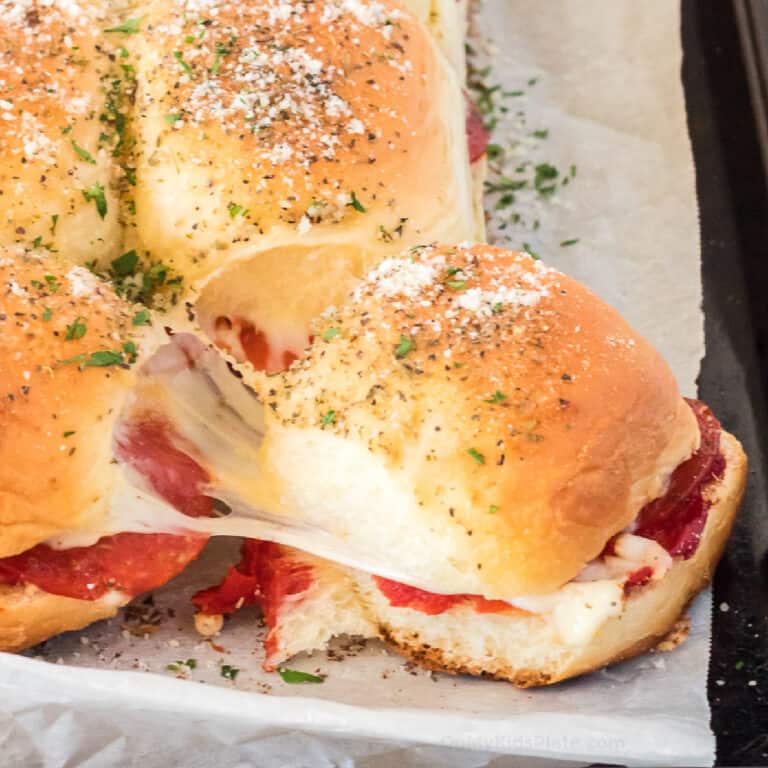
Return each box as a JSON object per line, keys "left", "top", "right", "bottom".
{"left": 0, "top": 244, "right": 746, "bottom": 684}
{"left": 0, "top": 251, "right": 208, "bottom": 650}
{"left": 191, "top": 243, "right": 746, "bottom": 686}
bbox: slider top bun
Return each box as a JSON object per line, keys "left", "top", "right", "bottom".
{"left": 0, "top": 0, "right": 122, "bottom": 266}
{"left": 259, "top": 243, "right": 700, "bottom": 598}
{"left": 0, "top": 249, "right": 142, "bottom": 558}
{"left": 130, "top": 0, "right": 477, "bottom": 286}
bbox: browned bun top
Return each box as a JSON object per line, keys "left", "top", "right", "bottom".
{"left": 131, "top": 0, "right": 475, "bottom": 282}
{"left": 0, "top": 0, "right": 123, "bottom": 266}
{"left": 264, "top": 243, "right": 699, "bottom": 597}
{"left": 0, "top": 248, "right": 142, "bottom": 557}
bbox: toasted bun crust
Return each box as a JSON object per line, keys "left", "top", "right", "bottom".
{"left": 130, "top": 0, "right": 478, "bottom": 289}
{"left": 0, "top": 250, "right": 140, "bottom": 556}
{"left": 259, "top": 244, "right": 700, "bottom": 597}
{"left": 251, "top": 429, "right": 746, "bottom": 683}
{"left": 370, "top": 430, "right": 746, "bottom": 685}
{"left": 0, "top": 583, "right": 118, "bottom": 653}
{"left": 0, "top": 0, "right": 122, "bottom": 266}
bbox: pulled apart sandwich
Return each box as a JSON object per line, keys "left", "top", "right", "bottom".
{"left": 0, "top": 0, "right": 745, "bottom": 689}
{"left": 190, "top": 243, "right": 746, "bottom": 686}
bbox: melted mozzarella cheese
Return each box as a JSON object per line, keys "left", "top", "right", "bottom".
{"left": 510, "top": 580, "right": 625, "bottom": 646}
{"left": 45, "top": 338, "right": 675, "bottom": 641}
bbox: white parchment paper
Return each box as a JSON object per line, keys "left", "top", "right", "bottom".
{"left": 1, "top": 1, "right": 710, "bottom": 766}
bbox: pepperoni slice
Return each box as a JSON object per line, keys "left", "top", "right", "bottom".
{"left": 0, "top": 533, "right": 207, "bottom": 601}
{"left": 374, "top": 577, "right": 463, "bottom": 615}
{"left": 192, "top": 539, "right": 264, "bottom": 615}
{"left": 373, "top": 576, "right": 519, "bottom": 615}
{"left": 115, "top": 419, "right": 214, "bottom": 518}
{"left": 634, "top": 399, "right": 725, "bottom": 558}
{"left": 239, "top": 322, "right": 303, "bottom": 373}
{"left": 465, "top": 94, "right": 491, "bottom": 163}
{"left": 192, "top": 541, "right": 313, "bottom": 625}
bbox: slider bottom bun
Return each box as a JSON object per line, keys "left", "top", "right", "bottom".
{"left": 236, "top": 429, "right": 745, "bottom": 686}
{"left": 0, "top": 584, "right": 119, "bottom": 653}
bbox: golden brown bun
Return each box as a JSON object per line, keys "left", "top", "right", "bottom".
{"left": 132, "top": 0, "right": 476, "bottom": 281}
{"left": 0, "top": 583, "right": 119, "bottom": 653}
{"left": 0, "top": 249, "right": 141, "bottom": 557}
{"left": 257, "top": 244, "right": 700, "bottom": 598}
{"left": 246, "top": 429, "right": 746, "bottom": 684}
{"left": 370, "top": 430, "right": 747, "bottom": 686}
{"left": 0, "top": 0, "right": 123, "bottom": 266}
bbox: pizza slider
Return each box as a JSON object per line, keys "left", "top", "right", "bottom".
{"left": 191, "top": 242, "right": 745, "bottom": 684}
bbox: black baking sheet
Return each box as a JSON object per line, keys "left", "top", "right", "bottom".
{"left": 682, "top": 1, "right": 768, "bottom": 765}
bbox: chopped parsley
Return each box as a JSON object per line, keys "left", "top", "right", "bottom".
{"left": 44, "top": 274, "right": 59, "bottom": 293}
{"left": 165, "top": 113, "right": 182, "bottom": 125}
{"left": 87, "top": 350, "right": 126, "bottom": 367}
{"left": 322, "top": 327, "right": 340, "bottom": 341}
{"left": 349, "top": 191, "right": 367, "bottom": 213}
{"left": 394, "top": 334, "right": 414, "bottom": 359}
{"left": 488, "top": 505, "right": 499, "bottom": 514}
{"left": 41, "top": 306, "right": 53, "bottom": 322}
{"left": 533, "top": 163, "right": 559, "bottom": 196}
{"left": 58, "top": 349, "right": 131, "bottom": 370}
{"left": 166, "top": 658, "right": 197, "bottom": 673}
{"left": 174, "top": 50, "right": 194, "bottom": 77}
{"left": 92, "top": 251, "right": 180, "bottom": 306}
{"left": 64, "top": 316, "right": 87, "bottom": 341}
{"left": 111, "top": 249, "right": 138, "bottom": 277}
{"left": 486, "top": 143, "right": 503, "bottom": 160}
{"left": 560, "top": 239, "right": 579, "bottom": 247}
{"left": 71, "top": 140, "right": 96, "bottom": 165}
{"left": 82, "top": 183, "right": 107, "bottom": 220}
{"left": 522, "top": 242, "right": 540, "bottom": 260}
{"left": 227, "top": 202, "right": 247, "bottom": 218}
{"left": 277, "top": 668, "right": 325, "bottom": 684}
{"left": 122, "top": 340, "right": 138, "bottom": 364}
{"left": 104, "top": 17, "right": 143, "bottom": 34}
{"left": 220, "top": 664, "right": 239, "bottom": 680}
{"left": 63, "top": 431, "right": 76, "bottom": 438}
{"left": 32, "top": 236, "right": 42, "bottom": 249}
{"left": 61, "top": 125, "right": 73, "bottom": 135}
{"left": 321, "top": 409, "right": 336, "bottom": 425}
{"left": 531, "top": 129, "right": 549, "bottom": 140}
{"left": 210, "top": 41, "right": 229, "bottom": 76}
{"left": 467, "top": 447, "right": 485, "bottom": 465}
{"left": 491, "top": 302, "right": 504, "bottom": 314}
{"left": 132, "top": 309, "right": 151, "bottom": 326}
{"left": 485, "top": 390, "right": 507, "bottom": 404}
{"left": 50, "top": 214, "right": 58, "bottom": 236}
{"left": 446, "top": 280, "right": 466, "bottom": 290}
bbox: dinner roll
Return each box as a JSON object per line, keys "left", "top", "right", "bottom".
{"left": 254, "top": 243, "right": 700, "bottom": 598}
